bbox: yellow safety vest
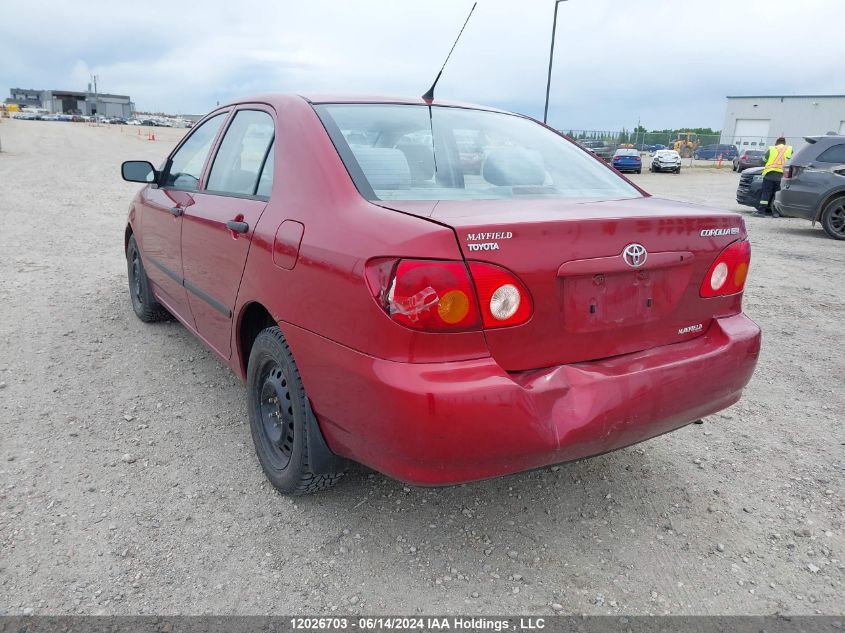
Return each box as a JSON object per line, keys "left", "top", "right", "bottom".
{"left": 762, "top": 144, "right": 793, "bottom": 176}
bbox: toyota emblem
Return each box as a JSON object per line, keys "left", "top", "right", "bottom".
{"left": 622, "top": 243, "right": 648, "bottom": 268}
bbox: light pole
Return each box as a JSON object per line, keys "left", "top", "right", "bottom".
{"left": 543, "top": 0, "right": 568, "bottom": 125}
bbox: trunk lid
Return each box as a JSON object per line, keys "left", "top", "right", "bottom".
{"left": 381, "top": 196, "right": 746, "bottom": 371}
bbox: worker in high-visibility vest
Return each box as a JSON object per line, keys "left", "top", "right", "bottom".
{"left": 753, "top": 136, "right": 793, "bottom": 218}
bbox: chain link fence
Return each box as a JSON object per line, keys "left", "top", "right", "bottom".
{"left": 560, "top": 129, "right": 812, "bottom": 165}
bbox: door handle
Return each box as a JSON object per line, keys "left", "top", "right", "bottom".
{"left": 226, "top": 220, "right": 249, "bottom": 234}
{"left": 169, "top": 206, "right": 183, "bottom": 217}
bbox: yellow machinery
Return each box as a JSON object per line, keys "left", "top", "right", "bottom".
{"left": 672, "top": 132, "right": 700, "bottom": 158}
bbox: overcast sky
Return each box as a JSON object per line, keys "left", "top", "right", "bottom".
{"left": 2, "top": 0, "right": 842, "bottom": 130}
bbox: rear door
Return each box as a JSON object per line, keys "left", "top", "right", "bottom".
{"left": 179, "top": 107, "right": 276, "bottom": 358}
{"left": 138, "top": 111, "right": 228, "bottom": 323}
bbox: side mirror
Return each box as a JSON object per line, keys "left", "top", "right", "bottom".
{"left": 122, "top": 160, "right": 157, "bottom": 183}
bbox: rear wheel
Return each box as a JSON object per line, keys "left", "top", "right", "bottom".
{"left": 637, "top": 168, "right": 642, "bottom": 174}
{"left": 820, "top": 197, "right": 845, "bottom": 240}
{"left": 126, "top": 235, "right": 170, "bottom": 322}
{"left": 246, "top": 326, "right": 343, "bottom": 495}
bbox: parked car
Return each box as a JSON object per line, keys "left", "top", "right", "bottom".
{"left": 577, "top": 139, "right": 614, "bottom": 161}
{"left": 733, "top": 150, "right": 765, "bottom": 172}
{"left": 736, "top": 167, "right": 764, "bottom": 207}
{"left": 120, "top": 94, "right": 761, "bottom": 494}
{"left": 775, "top": 134, "right": 845, "bottom": 240}
{"left": 611, "top": 148, "right": 642, "bottom": 173}
{"left": 650, "top": 149, "right": 682, "bottom": 173}
{"left": 694, "top": 144, "right": 739, "bottom": 160}
{"left": 646, "top": 144, "right": 667, "bottom": 152}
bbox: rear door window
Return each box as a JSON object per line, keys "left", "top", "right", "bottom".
{"left": 816, "top": 144, "right": 845, "bottom": 164}
{"left": 207, "top": 110, "right": 275, "bottom": 197}
{"left": 162, "top": 113, "right": 226, "bottom": 190}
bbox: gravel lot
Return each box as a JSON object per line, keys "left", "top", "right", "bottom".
{"left": 0, "top": 118, "right": 842, "bottom": 616}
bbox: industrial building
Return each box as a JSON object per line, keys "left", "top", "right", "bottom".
{"left": 5, "top": 87, "right": 134, "bottom": 118}
{"left": 720, "top": 94, "right": 845, "bottom": 152}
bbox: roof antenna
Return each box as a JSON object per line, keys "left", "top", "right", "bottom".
{"left": 422, "top": 2, "right": 477, "bottom": 102}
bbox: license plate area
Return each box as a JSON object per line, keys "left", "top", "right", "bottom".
{"left": 562, "top": 267, "right": 691, "bottom": 333}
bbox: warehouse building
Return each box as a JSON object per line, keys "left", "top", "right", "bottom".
{"left": 720, "top": 95, "right": 845, "bottom": 152}
{"left": 5, "top": 88, "right": 134, "bottom": 118}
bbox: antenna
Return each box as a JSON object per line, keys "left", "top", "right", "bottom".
{"left": 422, "top": 2, "right": 477, "bottom": 102}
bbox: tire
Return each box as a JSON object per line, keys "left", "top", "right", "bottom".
{"left": 126, "top": 234, "right": 170, "bottom": 322}
{"left": 820, "top": 196, "right": 845, "bottom": 240}
{"left": 675, "top": 168, "right": 681, "bottom": 174}
{"left": 732, "top": 163, "right": 738, "bottom": 172}
{"left": 246, "top": 326, "right": 343, "bottom": 495}
{"left": 637, "top": 168, "right": 642, "bottom": 174}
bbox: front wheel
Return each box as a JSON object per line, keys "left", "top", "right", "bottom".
{"left": 246, "top": 326, "right": 343, "bottom": 495}
{"left": 126, "top": 235, "right": 170, "bottom": 322}
{"left": 820, "top": 197, "right": 845, "bottom": 240}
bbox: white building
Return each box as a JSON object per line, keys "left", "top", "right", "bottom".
{"left": 719, "top": 95, "right": 845, "bottom": 152}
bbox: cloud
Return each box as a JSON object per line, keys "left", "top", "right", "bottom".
{"left": 2, "top": 0, "right": 843, "bottom": 128}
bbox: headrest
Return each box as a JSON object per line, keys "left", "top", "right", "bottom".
{"left": 351, "top": 147, "right": 411, "bottom": 189}
{"left": 482, "top": 148, "right": 545, "bottom": 186}
{"left": 396, "top": 144, "right": 435, "bottom": 182}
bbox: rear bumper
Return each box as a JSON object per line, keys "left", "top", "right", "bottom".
{"left": 774, "top": 189, "right": 817, "bottom": 220}
{"left": 287, "top": 314, "right": 761, "bottom": 486}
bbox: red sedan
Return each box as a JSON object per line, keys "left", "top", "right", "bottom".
{"left": 121, "top": 94, "right": 761, "bottom": 494}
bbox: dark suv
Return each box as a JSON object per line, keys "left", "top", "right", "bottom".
{"left": 578, "top": 140, "right": 614, "bottom": 162}
{"left": 694, "top": 144, "right": 739, "bottom": 160}
{"left": 776, "top": 135, "right": 845, "bottom": 240}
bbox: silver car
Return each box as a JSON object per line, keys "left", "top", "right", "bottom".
{"left": 650, "top": 149, "right": 682, "bottom": 174}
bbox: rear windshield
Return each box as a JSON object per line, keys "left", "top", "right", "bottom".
{"left": 615, "top": 149, "right": 638, "bottom": 156}
{"left": 314, "top": 104, "right": 640, "bottom": 201}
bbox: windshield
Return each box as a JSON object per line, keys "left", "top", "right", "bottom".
{"left": 315, "top": 104, "right": 640, "bottom": 202}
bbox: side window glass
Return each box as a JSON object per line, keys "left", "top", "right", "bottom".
{"left": 207, "top": 110, "right": 275, "bottom": 196}
{"left": 255, "top": 140, "right": 275, "bottom": 198}
{"left": 816, "top": 144, "right": 845, "bottom": 164}
{"left": 162, "top": 113, "right": 226, "bottom": 190}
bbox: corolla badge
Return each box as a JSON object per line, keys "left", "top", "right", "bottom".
{"left": 622, "top": 243, "right": 648, "bottom": 268}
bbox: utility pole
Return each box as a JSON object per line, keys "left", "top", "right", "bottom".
{"left": 91, "top": 74, "right": 99, "bottom": 123}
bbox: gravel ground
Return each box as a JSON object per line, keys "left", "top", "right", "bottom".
{"left": 0, "top": 119, "right": 842, "bottom": 616}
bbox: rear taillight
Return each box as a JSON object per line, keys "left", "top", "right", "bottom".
{"left": 383, "top": 260, "right": 481, "bottom": 332}
{"left": 634, "top": 156, "right": 641, "bottom": 161}
{"left": 783, "top": 166, "right": 793, "bottom": 179}
{"left": 468, "top": 262, "right": 533, "bottom": 328}
{"left": 372, "top": 259, "right": 533, "bottom": 331}
{"left": 700, "top": 240, "right": 751, "bottom": 298}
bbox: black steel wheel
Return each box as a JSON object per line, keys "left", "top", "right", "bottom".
{"left": 820, "top": 197, "right": 845, "bottom": 240}
{"left": 126, "top": 234, "right": 170, "bottom": 322}
{"left": 256, "top": 362, "right": 296, "bottom": 471}
{"left": 246, "top": 326, "right": 343, "bottom": 495}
